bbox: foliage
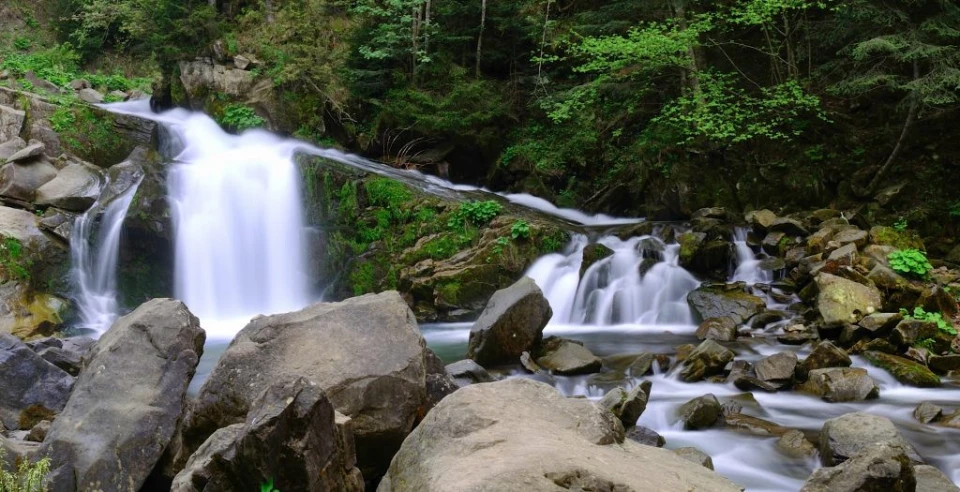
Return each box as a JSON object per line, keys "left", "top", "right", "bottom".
{"left": 0, "top": 44, "right": 151, "bottom": 92}
{"left": 510, "top": 220, "right": 531, "bottom": 240}
{"left": 13, "top": 38, "right": 31, "bottom": 51}
{"left": 0, "top": 448, "right": 50, "bottom": 492}
{"left": 259, "top": 478, "right": 279, "bottom": 492}
{"left": 893, "top": 217, "right": 908, "bottom": 232}
{"left": 448, "top": 201, "right": 502, "bottom": 230}
{"left": 0, "top": 237, "right": 32, "bottom": 282}
{"left": 215, "top": 104, "right": 265, "bottom": 131}
{"left": 914, "top": 337, "right": 937, "bottom": 351}
{"left": 887, "top": 249, "right": 933, "bottom": 278}
{"left": 901, "top": 307, "right": 957, "bottom": 336}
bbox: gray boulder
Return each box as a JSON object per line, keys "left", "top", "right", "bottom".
{"left": 0, "top": 137, "right": 26, "bottom": 161}
{"left": 799, "top": 368, "right": 879, "bottom": 403}
{"left": 776, "top": 430, "right": 817, "bottom": 459}
{"left": 796, "top": 341, "right": 850, "bottom": 381}
{"left": 171, "top": 378, "right": 363, "bottom": 492}
{"left": 77, "top": 88, "right": 104, "bottom": 104}
{"left": 185, "top": 292, "right": 437, "bottom": 482}
{"left": 466, "top": 277, "right": 551, "bottom": 366}
{"left": 914, "top": 465, "right": 960, "bottom": 492}
{"left": 914, "top": 402, "right": 943, "bottom": 424}
{"left": 446, "top": 359, "right": 494, "bottom": 387}
{"left": 40, "top": 299, "right": 205, "bottom": 492}
{"left": 0, "top": 158, "right": 57, "bottom": 202}
{"left": 0, "top": 106, "right": 24, "bottom": 143}
{"left": 801, "top": 442, "right": 915, "bottom": 492}
{"left": 377, "top": 378, "right": 742, "bottom": 492}
{"left": 818, "top": 412, "right": 921, "bottom": 466}
{"left": 687, "top": 283, "right": 765, "bottom": 325}
{"left": 674, "top": 447, "right": 714, "bottom": 470}
{"left": 680, "top": 340, "right": 735, "bottom": 382}
{"left": 625, "top": 426, "right": 665, "bottom": 447}
{"left": 0, "top": 333, "right": 74, "bottom": 430}
{"left": 535, "top": 337, "right": 602, "bottom": 375}
{"left": 598, "top": 381, "right": 651, "bottom": 427}
{"left": 815, "top": 273, "right": 883, "bottom": 326}
{"left": 27, "top": 336, "right": 95, "bottom": 376}
{"left": 35, "top": 162, "right": 103, "bottom": 211}
{"left": 5, "top": 141, "right": 45, "bottom": 163}
{"left": 677, "top": 394, "right": 721, "bottom": 430}
{"left": 754, "top": 351, "right": 797, "bottom": 385}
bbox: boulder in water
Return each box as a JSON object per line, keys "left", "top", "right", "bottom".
{"left": 687, "top": 283, "right": 765, "bottom": 325}
{"left": 446, "top": 359, "right": 494, "bottom": 387}
{"left": 863, "top": 351, "right": 940, "bottom": 387}
{"left": 799, "top": 368, "right": 878, "bottom": 402}
{"left": 377, "top": 378, "right": 742, "bottom": 492}
{"left": 535, "top": 337, "right": 602, "bottom": 375}
{"left": 914, "top": 402, "right": 943, "bottom": 424}
{"left": 815, "top": 273, "right": 882, "bottom": 326}
{"left": 674, "top": 447, "right": 714, "bottom": 470}
{"left": 914, "top": 465, "right": 960, "bottom": 492}
{"left": 625, "top": 426, "right": 665, "bottom": 447}
{"left": 579, "top": 243, "right": 613, "bottom": 278}
{"left": 171, "top": 378, "right": 364, "bottom": 492}
{"left": 465, "top": 276, "right": 551, "bottom": 366}
{"left": 40, "top": 299, "right": 204, "bottom": 491}
{"left": 695, "top": 317, "right": 738, "bottom": 341}
{"left": 776, "top": 430, "right": 817, "bottom": 459}
{"left": 754, "top": 351, "right": 797, "bottom": 385}
{"left": 796, "top": 341, "right": 850, "bottom": 381}
{"left": 0, "top": 333, "right": 73, "bottom": 430}
{"left": 801, "top": 442, "right": 916, "bottom": 492}
{"left": 680, "top": 340, "right": 734, "bottom": 382}
{"left": 818, "top": 412, "right": 921, "bottom": 466}
{"left": 677, "top": 394, "right": 721, "bottom": 430}
{"left": 597, "top": 381, "right": 651, "bottom": 427}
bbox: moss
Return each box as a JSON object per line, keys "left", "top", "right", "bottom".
{"left": 435, "top": 281, "right": 461, "bottom": 305}
{"left": 870, "top": 226, "right": 924, "bottom": 251}
{"left": 18, "top": 404, "right": 55, "bottom": 430}
{"left": 863, "top": 351, "right": 940, "bottom": 387}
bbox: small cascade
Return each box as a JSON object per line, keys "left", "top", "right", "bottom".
{"left": 527, "top": 234, "right": 700, "bottom": 326}
{"left": 731, "top": 227, "right": 772, "bottom": 285}
{"left": 71, "top": 174, "right": 143, "bottom": 334}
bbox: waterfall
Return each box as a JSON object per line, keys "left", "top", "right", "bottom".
{"left": 731, "top": 227, "right": 772, "bottom": 285}
{"left": 527, "top": 234, "right": 700, "bottom": 326}
{"left": 71, "top": 174, "right": 143, "bottom": 334}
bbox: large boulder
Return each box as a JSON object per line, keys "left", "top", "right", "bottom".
{"left": 799, "top": 368, "right": 878, "bottom": 402}
{"left": 815, "top": 273, "right": 883, "bottom": 326}
{"left": 801, "top": 442, "right": 916, "bottom": 492}
{"left": 687, "top": 283, "right": 765, "bottom": 325}
{"left": 40, "top": 299, "right": 205, "bottom": 492}
{"left": 818, "top": 412, "right": 921, "bottom": 466}
{"left": 0, "top": 105, "right": 24, "bottom": 143}
{"left": 377, "top": 378, "right": 742, "bottom": 492}
{"left": 680, "top": 339, "right": 735, "bottom": 382}
{"left": 171, "top": 378, "right": 363, "bottom": 492}
{"left": 0, "top": 158, "right": 58, "bottom": 203}
{"left": 863, "top": 351, "right": 940, "bottom": 387}
{"left": 184, "top": 292, "right": 438, "bottom": 483}
{"left": 0, "top": 333, "right": 74, "bottom": 430}
{"left": 34, "top": 162, "right": 103, "bottom": 211}
{"left": 466, "top": 276, "right": 552, "bottom": 366}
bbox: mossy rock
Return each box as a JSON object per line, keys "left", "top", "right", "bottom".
{"left": 862, "top": 351, "right": 940, "bottom": 387}
{"left": 869, "top": 226, "right": 924, "bottom": 251}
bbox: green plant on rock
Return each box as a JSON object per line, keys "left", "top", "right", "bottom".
{"left": 893, "top": 217, "right": 908, "bottom": 232}
{"left": 216, "top": 104, "right": 265, "bottom": 131}
{"left": 914, "top": 337, "right": 937, "bottom": 351}
{"left": 0, "top": 237, "right": 31, "bottom": 282}
{"left": 900, "top": 307, "right": 957, "bottom": 336}
{"left": 448, "top": 200, "right": 502, "bottom": 230}
{"left": 888, "top": 249, "right": 933, "bottom": 278}
{"left": 0, "top": 448, "right": 50, "bottom": 492}
{"left": 13, "top": 37, "right": 31, "bottom": 51}
{"left": 510, "top": 220, "right": 531, "bottom": 240}
{"left": 259, "top": 478, "right": 279, "bottom": 492}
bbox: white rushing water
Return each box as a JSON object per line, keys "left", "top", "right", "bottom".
{"left": 71, "top": 173, "right": 143, "bottom": 333}
{"left": 732, "top": 227, "right": 773, "bottom": 285}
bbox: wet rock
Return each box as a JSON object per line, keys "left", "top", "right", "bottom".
{"left": 27, "top": 336, "right": 95, "bottom": 376}
{"left": 914, "top": 401, "right": 943, "bottom": 424}
{"left": 754, "top": 351, "right": 798, "bottom": 385}
{"left": 677, "top": 394, "right": 721, "bottom": 430}
{"left": 746, "top": 209, "right": 777, "bottom": 232}
{"left": 858, "top": 312, "right": 903, "bottom": 335}
{"left": 519, "top": 351, "right": 544, "bottom": 374}
{"left": 723, "top": 413, "right": 789, "bottom": 437}
{"left": 625, "top": 426, "right": 665, "bottom": 447}
{"left": 580, "top": 243, "right": 613, "bottom": 278}
{"left": 171, "top": 378, "right": 364, "bottom": 492}
{"left": 733, "top": 375, "right": 780, "bottom": 392}
{"left": 801, "top": 442, "right": 916, "bottom": 492}
{"left": 446, "top": 359, "right": 494, "bottom": 387}
{"left": 0, "top": 105, "right": 25, "bottom": 143}
{"left": 904, "top": 346, "right": 931, "bottom": 365}
{"left": 868, "top": 226, "right": 924, "bottom": 251}
{"left": 0, "top": 158, "right": 58, "bottom": 202}
{"left": 818, "top": 412, "right": 921, "bottom": 466}
{"left": 777, "top": 323, "right": 819, "bottom": 345}
{"left": 769, "top": 217, "right": 809, "bottom": 237}
{"left": 939, "top": 411, "right": 960, "bottom": 429}
{"left": 687, "top": 283, "right": 765, "bottom": 325}
{"left": 891, "top": 319, "right": 938, "bottom": 347}
{"left": 799, "top": 368, "right": 879, "bottom": 402}
{"left": 863, "top": 351, "right": 940, "bottom": 388}
{"left": 758, "top": 256, "right": 786, "bottom": 272}
{"left": 377, "top": 378, "right": 742, "bottom": 492}
{"left": 604, "top": 352, "right": 656, "bottom": 376}
{"left": 919, "top": 285, "right": 959, "bottom": 317}
{"left": 776, "top": 430, "right": 816, "bottom": 459}
{"left": 677, "top": 231, "right": 706, "bottom": 267}
{"left": 762, "top": 231, "right": 787, "bottom": 256}
{"left": 0, "top": 284, "right": 69, "bottom": 340}
{"left": 695, "top": 317, "right": 738, "bottom": 341}
{"left": 850, "top": 337, "right": 899, "bottom": 355}
{"left": 674, "top": 447, "right": 714, "bottom": 470}
{"left": 929, "top": 354, "right": 960, "bottom": 373}
{"left": 466, "top": 277, "right": 551, "bottom": 366}
{"left": 680, "top": 340, "right": 734, "bottom": 382}
{"left": 35, "top": 162, "right": 103, "bottom": 211}
{"left": 535, "top": 337, "right": 602, "bottom": 375}
{"left": 796, "top": 341, "right": 851, "bottom": 381}
{"left": 423, "top": 349, "right": 458, "bottom": 409}
{"left": 806, "top": 228, "right": 836, "bottom": 255}
{"left": 77, "top": 88, "right": 104, "bottom": 104}
{"left": 826, "top": 243, "right": 858, "bottom": 267}
{"left": 598, "top": 381, "right": 651, "bottom": 427}
{"left": 815, "top": 273, "right": 882, "bottom": 326}
{"left": 914, "top": 465, "right": 959, "bottom": 492}
{"left": 41, "top": 299, "right": 204, "bottom": 491}
{"left": 0, "top": 333, "right": 73, "bottom": 430}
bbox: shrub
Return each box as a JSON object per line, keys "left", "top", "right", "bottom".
{"left": 0, "top": 448, "right": 50, "bottom": 492}
{"left": 888, "top": 249, "right": 932, "bottom": 278}
{"left": 216, "top": 104, "right": 265, "bottom": 131}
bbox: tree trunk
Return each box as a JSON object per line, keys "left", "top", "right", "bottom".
{"left": 866, "top": 60, "right": 921, "bottom": 194}
{"left": 264, "top": 0, "right": 274, "bottom": 23}
{"left": 673, "top": 1, "right": 700, "bottom": 97}
{"left": 476, "top": 0, "right": 487, "bottom": 78}
{"left": 424, "top": 0, "right": 432, "bottom": 59}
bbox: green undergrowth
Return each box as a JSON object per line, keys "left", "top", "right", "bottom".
{"left": 50, "top": 102, "right": 127, "bottom": 164}
{"left": 0, "top": 44, "right": 152, "bottom": 96}
{"left": 901, "top": 307, "right": 957, "bottom": 336}
{"left": 0, "top": 237, "right": 32, "bottom": 283}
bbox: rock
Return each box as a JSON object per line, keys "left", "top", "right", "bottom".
{"left": 185, "top": 292, "right": 437, "bottom": 482}
{"left": 818, "top": 412, "right": 921, "bottom": 466}
{"left": 863, "top": 351, "right": 940, "bottom": 387}
{"left": 535, "top": 337, "right": 602, "bottom": 375}
{"left": 815, "top": 273, "right": 882, "bottom": 326}
{"left": 4, "top": 141, "right": 45, "bottom": 163}
{"left": 940, "top": 411, "right": 960, "bottom": 429}
{"left": 77, "top": 88, "right": 104, "bottom": 104}
{"left": 687, "top": 283, "right": 765, "bottom": 325}
{"left": 695, "top": 317, "right": 738, "bottom": 341}
{"left": 0, "top": 334, "right": 73, "bottom": 430}
{"left": 597, "top": 381, "right": 651, "bottom": 427}
{"left": 674, "top": 447, "right": 714, "bottom": 470}
{"left": 904, "top": 346, "right": 931, "bottom": 365}
{"left": 826, "top": 242, "right": 858, "bottom": 266}
{"left": 762, "top": 231, "right": 787, "bottom": 256}
{"left": 754, "top": 351, "right": 798, "bottom": 384}
{"left": 0, "top": 106, "right": 25, "bottom": 143}
{"left": 34, "top": 162, "right": 103, "bottom": 211}
{"left": 919, "top": 285, "right": 959, "bottom": 317}
{"left": 24, "top": 71, "right": 60, "bottom": 94}
{"left": 108, "top": 90, "right": 127, "bottom": 101}
{"left": 806, "top": 227, "right": 836, "bottom": 255}
{"left": 770, "top": 217, "right": 809, "bottom": 236}
{"left": 677, "top": 231, "right": 706, "bottom": 266}
{"left": 858, "top": 312, "right": 903, "bottom": 335}
{"left": 801, "top": 442, "right": 916, "bottom": 492}
{"left": 733, "top": 375, "right": 780, "bottom": 392}
{"left": 377, "top": 378, "right": 742, "bottom": 492}
{"left": 778, "top": 323, "right": 819, "bottom": 345}
{"left": 929, "top": 354, "right": 960, "bottom": 373}
{"left": 423, "top": 349, "right": 458, "bottom": 409}
{"left": 0, "top": 137, "right": 26, "bottom": 161}
{"left": 832, "top": 228, "right": 868, "bottom": 248}
{"left": 40, "top": 299, "right": 204, "bottom": 491}
{"left": 914, "top": 401, "right": 943, "bottom": 424}
{"left": 758, "top": 256, "right": 786, "bottom": 272}
{"left": 233, "top": 54, "right": 252, "bottom": 70}
{"left": 799, "top": 368, "right": 879, "bottom": 402}
{"left": 603, "top": 352, "right": 656, "bottom": 376}
{"left": 891, "top": 319, "right": 938, "bottom": 347}
{"left": 625, "top": 426, "right": 665, "bottom": 447}
{"left": 466, "top": 277, "right": 551, "bottom": 366}
{"left": 914, "top": 465, "right": 960, "bottom": 492}
{"left": 869, "top": 226, "right": 924, "bottom": 250}
{"left": 69, "top": 79, "right": 90, "bottom": 90}
{"left": 25, "top": 420, "right": 50, "bottom": 442}
{"left": 677, "top": 394, "right": 721, "bottom": 430}
{"left": 723, "top": 413, "right": 789, "bottom": 437}
{"left": 446, "top": 359, "right": 494, "bottom": 386}
{"left": 171, "top": 378, "right": 364, "bottom": 492}
{"left": 680, "top": 340, "right": 735, "bottom": 382}
{"left": 28, "top": 336, "right": 95, "bottom": 376}
{"left": 0, "top": 158, "right": 58, "bottom": 203}
{"left": 0, "top": 284, "right": 69, "bottom": 340}
{"left": 796, "top": 341, "right": 851, "bottom": 381}
{"left": 580, "top": 243, "right": 613, "bottom": 277}
{"left": 519, "top": 351, "right": 544, "bottom": 373}
{"left": 747, "top": 209, "right": 777, "bottom": 232}
{"left": 776, "top": 430, "right": 816, "bottom": 459}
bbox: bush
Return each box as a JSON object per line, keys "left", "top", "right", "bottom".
{"left": 216, "top": 104, "right": 265, "bottom": 131}
{"left": 0, "top": 448, "right": 50, "bottom": 492}
{"left": 888, "top": 249, "right": 932, "bottom": 278}
{"left": 448, "top": 201, "right": 502, "bottom": 230}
